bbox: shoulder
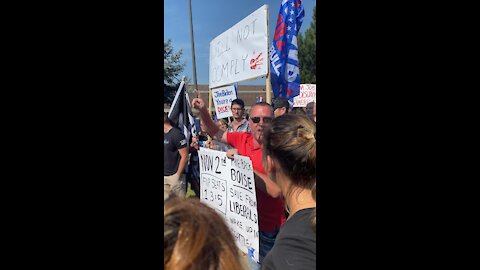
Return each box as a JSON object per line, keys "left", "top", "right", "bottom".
{"left": 240, "top": 119, "right": 250, "bottom": 129}
{"left": 265, "top": 208, "right": 316, "bottom": 268}
{"left": 227, "top": 132, "right": 251, "bottom": 145}
{"left": 170, "top": 127, "right": 185, "bottom": 138}
{"left": 283, "top": 208, "right": 316, "bottom": 235}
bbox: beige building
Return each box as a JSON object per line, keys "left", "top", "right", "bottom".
{"left": 164, "top": 84, "right": 273, "bottom": 113}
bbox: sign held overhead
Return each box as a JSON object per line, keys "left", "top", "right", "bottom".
{"left": 209, "top": 5, "right": 268, "bottom": 88}
{"left": 212, "top": 84, "right": 237, "bottom": 119}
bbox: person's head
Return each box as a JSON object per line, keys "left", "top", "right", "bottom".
{"left": 231, "top": 99, "right": 246, "bottom": 121}
{"left": 272, "top": 97, "right": 290, "bottom": 118}
{"left": 306, "top": 102, "right": 315, "bottom": 119}
{"left": 164, "top": 112, "right": 172, "bottom": 127}
{"left": 249, "top": 102, "right": 274, "bottom": 145}
{"left": 216, "top": 119, "right": 227, "bottom": 132}
{"left": 291, "top": 107, "right": 306, "bottom": 115}
{"left": 164, "top": 197, "right": 247, "bottom": 270}
{"left": 262, "top": 114, "right": 316, "bottom": 202}
{"left": 312, "top": 102, "right": 316, "bottom": 122}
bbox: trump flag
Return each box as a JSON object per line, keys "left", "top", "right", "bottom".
{"left": 269, "top": 0, "right": 305, "bottom": 103}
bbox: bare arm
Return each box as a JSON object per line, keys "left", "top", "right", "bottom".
{"left": 192, "top": 98, "right": 228, "bottom": 144}
{"left": 253, "top": 169, "right": 282, "bottom": 198}
{"left": 227, "top": 150, "right": 281, "bottom": 197}
{"left": 176, "top": 147, "right": 189, "bottom": 176}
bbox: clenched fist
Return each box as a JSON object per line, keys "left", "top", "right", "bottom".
{"left": 191, "top": 97, "right": 206, "bottom": 110}
{"left": 226, "top": 148, "right": 239, "bottom": 160}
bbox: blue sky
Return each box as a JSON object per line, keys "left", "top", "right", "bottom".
{"left": 164, "top": 0, "right": 316, "bottom": 86}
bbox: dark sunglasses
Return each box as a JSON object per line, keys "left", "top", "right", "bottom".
{"left": 251, "top": 117, "right": 272, "bottom": 124}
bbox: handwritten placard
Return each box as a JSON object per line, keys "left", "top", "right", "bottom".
{"left": 293, "top": 84, "right": 316, "bottom": 107}
{"left": 209, "top": 5, "right": 268, "bottom": 88}
{"left": 199, "top": 147, "right": 260, "bottom": 263}
{"left": 211, "top": 85, "right": 237, "bottom": 119}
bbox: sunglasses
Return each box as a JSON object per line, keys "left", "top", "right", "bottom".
{"left": 251, "top": 117, "right": 272, "bottom": 124}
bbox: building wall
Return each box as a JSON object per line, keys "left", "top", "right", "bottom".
{"left": 186, "top": 84, "right": 273, "bottom": 109}
{"left": 164, "top": 84, "right": 274, "bottom": 113}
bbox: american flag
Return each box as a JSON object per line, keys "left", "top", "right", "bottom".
{"left": 168, "top": 80, "right": 197, "bottom": 148}
{"left": 269, "top": 0, "right": 305, "bottom": 103}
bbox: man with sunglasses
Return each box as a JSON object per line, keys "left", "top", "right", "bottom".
{"left": 227, "top": 98, "right": 251, "bottom": 133}
{"left": 192, "top": 97, "right": 285, "bottom": 269}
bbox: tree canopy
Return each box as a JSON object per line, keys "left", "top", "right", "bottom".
{"left": 298, "top": 5, "right": 316, "bottom": 84}
{"left": 164, "top": 39, "right": 185, "bottom": 103}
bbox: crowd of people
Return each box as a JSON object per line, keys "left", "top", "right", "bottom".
{"left": 164, "top": 95, "right": 316, "bottom": 270}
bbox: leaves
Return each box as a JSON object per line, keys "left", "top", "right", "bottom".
{"left": 164, "top": 39, "right": 186, "bottom": 103}
{"left": 298, "top": 5, "right": 316, "bottom": 84}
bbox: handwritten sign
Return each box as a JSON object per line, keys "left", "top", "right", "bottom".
{"left": 199, "top": 147, "right": 260, "bottom": 263}
{"left": 293, "top": 84, "right": 316, "bottom": 107}
{"left": 209, "top": 5, "right": 268, "bottom": 88}
{"left": 211, "top": 85, "right": 237, "bottom": 119}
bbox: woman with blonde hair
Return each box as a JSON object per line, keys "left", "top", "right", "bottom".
{"left": 261, "top": 114, "right": 316, "bottom": 269}
{"left": 164, "top": 197, "right": 248, "bottom": 270}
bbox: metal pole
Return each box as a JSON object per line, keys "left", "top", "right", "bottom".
{"left": 208, "top": 88, "right": 213, "bottom": 116}
{"left": 265, "top": 5, "right": 272, "bottom": 104}
{"left": 188, "top": 0, "right": 198, "bottom": 92}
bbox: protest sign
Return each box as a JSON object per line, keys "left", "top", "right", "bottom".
{"left": 209, "top": 5, "right": 268, "bottom": 88}
{"left": 199, "top": 147, "right": 260, "bottom": 263}
{"left": 293, "top": 84, "right": 316, "bottom": 107}
{"left": 211, "top": 85, "right": 237, "bottom": 119}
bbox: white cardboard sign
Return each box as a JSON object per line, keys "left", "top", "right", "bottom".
{"left": 293, "top": 84, "right": 316, "bottom": 107}
{"left": 211, "top": 85, "right": 237, "bottom": 119}
{"left": 209, "top": 5, "right": 268, "bottom": 88}
{"left": 199, "top": 147, "right": 260, "bottom": 263}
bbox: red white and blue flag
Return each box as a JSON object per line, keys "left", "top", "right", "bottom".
{"left": 269, "top": 0, "right": 305, "bottom": 103}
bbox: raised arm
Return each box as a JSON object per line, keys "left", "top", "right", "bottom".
{"left": 191, "top": 97, "right": 228, "bottom": 144}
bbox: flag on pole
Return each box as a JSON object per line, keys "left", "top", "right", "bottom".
{"left": 168, "top": 80, "right": 197, "bottom": 147}
{"left": 269, "top": 0, "right": 305, "bottom": 103}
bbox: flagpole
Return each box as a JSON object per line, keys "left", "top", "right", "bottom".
{"left": 208, "top": 88, "right": 213, "bottom": 117}
{"left": 188, "top": 0, "right": 198, "bottom": 92}
{"left": 265, "top": 5, "right": 272, "bottom": 104}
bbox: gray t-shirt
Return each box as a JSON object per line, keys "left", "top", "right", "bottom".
{"left": 262, "top": 208, "right": 316, "bottom": 270}
{"left": 164, "top": 127, "right": 187, "bottom": 176}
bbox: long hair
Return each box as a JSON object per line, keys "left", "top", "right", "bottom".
{"left": 262, "top": 114, "right": 316, "bottom": 230}
{"left": 164, "top": 197, "right": 248, "bottom": 270}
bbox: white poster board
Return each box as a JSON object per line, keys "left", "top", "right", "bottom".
{"left": 209, "top": 5, "right": 268, "bottom": 88}
{"left": 199, "top": 147, "right": 260, "bottom": 263}
{"left": 211, "top": 85, "right": 237, "bottom": 119}
{"left": 293, "top": 84, "right": 316, "bottom": 107}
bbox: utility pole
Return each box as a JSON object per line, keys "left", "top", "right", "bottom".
{"left": 188, "top": 0, "right": 199, "bottom": 97}
{"left": 265, "top": 5, "right": 272, "bottom": 104}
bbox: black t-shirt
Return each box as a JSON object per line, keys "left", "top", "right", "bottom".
{"left": 262, "top": 208, "right": 316, "bottom": 270}
{"left": 164, "top": 127, "right": 187, "bottom": 176}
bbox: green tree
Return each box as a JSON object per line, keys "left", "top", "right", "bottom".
{"left": 298, "top": 5, "right": 316, "bottom": 84}
{"left": 164, "top": 39, "right": 185, "bottom": 103}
